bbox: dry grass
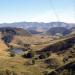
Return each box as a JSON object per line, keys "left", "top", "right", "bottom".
{"left": 0, "top": 35, "right": 74, "bottom": 75}
{"left": 0, "top": 40, "right": 9, "bottom": 58}
{"left": 0, "top": 55, "right": 45, "bottom": 75}
{"left": 12, "top": 35, "right": 53, "bottom": 44}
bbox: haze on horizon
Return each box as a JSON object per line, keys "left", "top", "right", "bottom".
{"left": 0, "top": 0, "right": 75, "bottom": 23}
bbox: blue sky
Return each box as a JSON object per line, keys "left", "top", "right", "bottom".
{"left": 0, "top": 0, "right": 74, "bottom": 23}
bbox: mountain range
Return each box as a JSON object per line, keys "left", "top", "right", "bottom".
{"left": 0, "top": 22, "right": 75, "bottom": 30}
{"left": 0, "top": 22, "right": 75, "bottom": 36}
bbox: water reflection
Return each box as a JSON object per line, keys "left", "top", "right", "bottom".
{"left": 11, "top": 48, "right": 24, "bottom": 54}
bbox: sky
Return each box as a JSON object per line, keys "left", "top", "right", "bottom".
{"left": 0, "top": 0, "right": 74, "bottom": 23}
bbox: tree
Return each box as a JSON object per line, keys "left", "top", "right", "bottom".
{"left": 32, "top": 58, "right": 35, "bottom": 65}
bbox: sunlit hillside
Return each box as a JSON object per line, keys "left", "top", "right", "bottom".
{"left": 0, "top": 0, "right": 74, "bottom": 74}
{"left": 0, "top": 39, "right": 9, "bottom": 58}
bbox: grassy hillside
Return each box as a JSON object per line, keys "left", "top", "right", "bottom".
{"left": 0, "top": 40, "right": 9, "bottom": 58}
{"left": 0, "top": 27, "right": 31, "bottom": 36}
{"left": 0, "top": 32, "right": 75, "bottom": 75}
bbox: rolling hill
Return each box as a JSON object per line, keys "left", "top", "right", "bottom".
{"left": 0, "top": 27, "right": 31, "bottom": 36}
{"left": 0, "top": 22, "right": 75, "bottom": 75}
{"left": 46, "top": 27, "right": 71, "bottom": 36}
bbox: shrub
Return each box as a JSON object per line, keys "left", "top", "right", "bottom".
{"left": 39, "top": 54, "right": 46, "bottom": 59}
{"left": 43, "top": 71, "right": 48, "bottom": 75}
{"left": 0, "top": 69, "right": 17, "bottom": 75}
{"left": 10, "top": 52, "right": 15, "bottom": 57}
{"left": 26, "top": 52, "right": 33, "bottom": 58}
{"left": 22, "top": 50, "right": 35, "bottom": 58}
{"left": 32, "top": 59, "right": 35, "bottom": 65}
{"left": 59, "top": 69, "right": 70, "bottom": 75}
{"left": 39, "top": 53, "right": 49, "bottom": 59}
{"left": 63, "top": 57, "right": 68, "bottom": 62}
{"left": 46, "top": 52, "right": 51, "bottom": 57}
{"left": 23, "top": 52, "right": 33, "bottom": 58}
{"left": 45, "top": 58, "right": 61, "bottom": 69}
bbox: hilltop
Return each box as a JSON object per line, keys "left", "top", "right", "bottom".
{"left": 0, "top": 27, "right": 31, "bottom": 36}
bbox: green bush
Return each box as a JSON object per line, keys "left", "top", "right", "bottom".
{"left": 0, "top": 69, "right": 17, "bottom": 75}
{"left": 22, "top": 50, "right": 35, "bottom": 58}
{"left": 46, "top": 52, "right": 51, "bottom": 57}
{"left": 39, "top": 54, "right": 47, "bottom": 59}
{"left": 45, "top": 58, "right": 61, "bottom": 69}
{"left": 32, "top": 59, "right": 35, "bottom": 65}
{"left": 43, "top": 71, "right": 48, "bottom": 75}
{"left": 10, "top": 52, "right": 15, "bottom": 57}
{"left": 59, "top": 69, "right": 70, "bottom": 75}
{"left": 39, "top": 53, "right": 50, "bottom": 59}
